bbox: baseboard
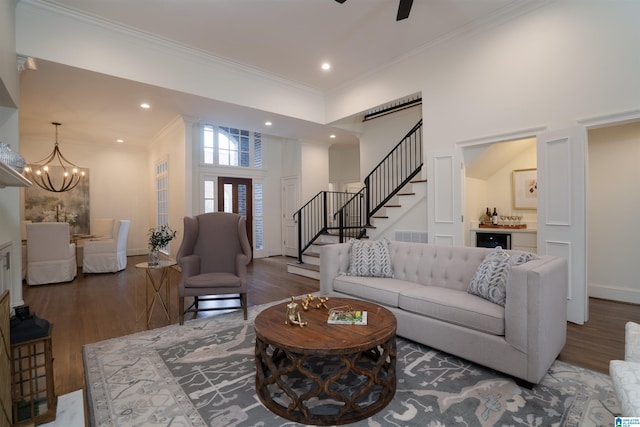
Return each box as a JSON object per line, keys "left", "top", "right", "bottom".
{"left": 589, "top": 282, "right": 640, "bottom": 304}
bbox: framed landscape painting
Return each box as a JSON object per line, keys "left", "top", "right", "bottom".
{"left": 512, "top": 168, "right": 537, "bottom": 210}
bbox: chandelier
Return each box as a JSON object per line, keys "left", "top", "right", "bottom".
{"left": 23, "top": 122, "right": 85, "bottom": 192}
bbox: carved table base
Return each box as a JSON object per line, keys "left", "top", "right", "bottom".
{"left": 254, "top": 298, "right": 397, "bottom": 425}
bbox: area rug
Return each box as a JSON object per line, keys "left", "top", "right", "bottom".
{"left": 83, "top": 302, "right": 619, "bottom": 427}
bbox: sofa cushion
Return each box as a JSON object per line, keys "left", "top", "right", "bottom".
{"left": 399, "top": 286, "right": 505, "bottom": 336}
{"left": 333, "top": 275, "right": 420, "bottom": 307}
{"left": 347, "top": 239, "right": 393, "bottom": 278}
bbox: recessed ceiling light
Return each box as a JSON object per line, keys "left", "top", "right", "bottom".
{"left": 116, "top": 139, "right": 124, "bottom": 144}
{"left": 321, "top": 62, "right": 331, "bottom": 71}
{"left": 265, "top": 121, "right": 272, "bottom": 126}
{"left": 330, "top": 134, "right": 336, "bottom": 139}
{"left": 140, "top": 103, "right": 150, "bottom": 109}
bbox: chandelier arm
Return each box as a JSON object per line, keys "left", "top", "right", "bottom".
{"left": 44, "top": 172, "right": 59, "bottom": 192}
{"left": 53, "top": 145, "right": 83, "bottom": 169}
{"left": 23, "top": 122, "right": 85, "bottom": 193}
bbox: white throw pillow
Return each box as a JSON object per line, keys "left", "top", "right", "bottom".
{"left": 348, "top": 239, "right": 393, "bottom": 278}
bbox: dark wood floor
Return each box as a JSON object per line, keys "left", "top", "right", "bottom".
{"left": 21, "top": 255, "right": 640, "bottom": 399}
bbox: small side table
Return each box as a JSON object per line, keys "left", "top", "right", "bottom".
{"left": 136, "top": 260, "right": 176, "bottom": 328}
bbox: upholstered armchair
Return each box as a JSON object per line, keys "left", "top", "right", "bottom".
{"left": 26, "top": 222, "right": 77, "bottom": 285}
{"left": 176, "top": 212, "right": 252, "bottom": 325}
{"left": 82, "top": 220, "right": 131, "bottom": 273}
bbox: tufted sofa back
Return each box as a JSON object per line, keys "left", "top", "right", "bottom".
{"left": 387, "top": 242, "right": 491, "bottom": 291}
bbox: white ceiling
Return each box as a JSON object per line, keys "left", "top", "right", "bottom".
{"left": 18, "top": 0, "right": 526, "bottom": 148}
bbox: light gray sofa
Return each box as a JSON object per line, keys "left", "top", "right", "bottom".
{"left": 319, "top": 241, "right": 568, "bottom": 384}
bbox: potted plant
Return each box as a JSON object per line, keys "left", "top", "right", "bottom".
{"left": 147, "top": 224, "right": 177, "bottom": 265}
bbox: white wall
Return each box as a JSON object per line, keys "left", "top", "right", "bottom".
{"left": 588, "top": 122, "right": 640, "bottom": 303}
{"left": 328, "top": 142, "right": 359, "bottom": 190}
{"left": 300, "top": 140, "right": 329, "bottom": 202}
{"left": 0, "top": 107, "right": 23, "bottom": 307}
{"left": 358, "top": 107, "right": 422, "bottom": 182}
{"left": 0, "top": 0, "right": 24, "bottom": 308}
{"left": 327, "top": 1, "right": 640, "bottom": 246}
{"left": 260, "top": 135, "right": 286, "bottom": 257}
{"left": 0, "top": 0, "right": 18, "bottom": 108}
{"left": 481, "top": 145, "right": 536, "bottom": 223}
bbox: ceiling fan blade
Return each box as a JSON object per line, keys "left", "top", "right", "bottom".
{"left": 335, "top": 0, "right": 347, "bottom": 4}
{"left": 396, "top": 0, "right": 413, "bottom": 21}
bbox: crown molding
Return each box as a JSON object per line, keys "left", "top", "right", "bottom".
{"left": 19, "top": 0, "right": 323, "bottom": 96}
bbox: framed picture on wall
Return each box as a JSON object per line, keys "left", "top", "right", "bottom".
{"left": 512, "top": 168, "right": 537, "bottom": 210}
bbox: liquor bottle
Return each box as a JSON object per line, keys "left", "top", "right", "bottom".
{"left": 483, "top": 207, "right": 491, "bottom": 224}
{"left": 492, "top": 208, "right": 498, "bottom": 225}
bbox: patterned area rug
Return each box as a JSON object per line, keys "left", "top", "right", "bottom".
{"left": 83, "top": 302, "right": 619, "bottom": 426}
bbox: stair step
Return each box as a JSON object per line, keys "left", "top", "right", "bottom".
{"left": 411, "top": 178, "right": 427, "bottom": 183}
{"left": 311, "top": 241, "right": 334, "bottom": 246}
{"left": 372, "top": 215, "right": 389, "bottom": 219}
{"left": 304, "top": 251, "right": 320, "bottom": 258}
{"left": 397, "top": 192, "right": 416, "bottom": 196}
{"left": 287, "top": 262, "right": 320, "bottom": 280}
{"left": 384, "top": 204, "right": 401, "bottom": 208}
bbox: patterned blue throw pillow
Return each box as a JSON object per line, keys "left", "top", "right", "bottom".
{"left": 468, "top": 249, "right": 539, "bottom": 306}
{"left": 348, "top": 239, "right": 393, "bottom": 278}
{"left": 468, "top": 249, "right": 511, "bottom": 306}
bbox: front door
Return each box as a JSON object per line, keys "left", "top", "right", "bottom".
{"left": 218, "top": 177, "right": 253, "bottom": 248}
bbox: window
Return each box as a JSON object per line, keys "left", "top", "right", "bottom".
{"left": 203, "top": 124, "right": 262, "bottom": 168}
{"left": 254, "top": 133, "right": 263, "bottom": 168}
{"left": 200, "top": 124, "right": 265, "bottom": 255}
{"left": 204, "top": 178, "right": 215, "bottom": 213}
{"left": 155, "top": 159, "right": 169, "bottom": 251}
{"left": 254, "top": 183, "right": 264, "bottom": 250}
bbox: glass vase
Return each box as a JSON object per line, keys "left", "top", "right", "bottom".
{"left": 148, "top": 249, "right": 160, "bottom": 266}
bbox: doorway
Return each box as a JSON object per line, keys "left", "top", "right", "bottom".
{"left": 587, "top": 121, "right": 640, "bottom": 304}
{"left": 218, "top": 177, "right": 253, "bottom": 247}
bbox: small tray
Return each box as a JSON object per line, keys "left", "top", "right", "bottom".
{"left": 478, "top": 224, "right": 527, "bottom": 229}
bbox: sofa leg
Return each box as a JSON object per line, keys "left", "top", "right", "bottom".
{"left": 179, "top": 297, "right": 184, "bottom": 325}
{"left": 515, "top": 378, "right": 534, "bottom": 390}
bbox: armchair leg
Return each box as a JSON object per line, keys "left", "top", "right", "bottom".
{"left": 241, "top": 293, "right": 248, "bottom": 320}
{"left": 179, "top": 296, "right": 185, "bottom": 325}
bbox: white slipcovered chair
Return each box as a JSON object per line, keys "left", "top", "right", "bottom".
{"left": 91, "top": 218, "right": 114, "bottom": 239}
{"left": 610, "top": 321, "right": 640, "bottom": 416}
{"left": 26, "top": 222, "right": 77, "bottom": 285}
{"left": 82, "top": 220, "right": 131, "bottom": 274}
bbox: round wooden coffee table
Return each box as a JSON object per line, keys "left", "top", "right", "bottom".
{"left": 254, "top": 297, "right": 397, "bottom": 425}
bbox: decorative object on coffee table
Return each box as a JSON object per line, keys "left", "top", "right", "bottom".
{"left": 300, "top": 293, "right": 329, "bottom": 310}
{"left": 254, "top": 297, "right": 396, "bottom": 425}
{"left": 284, "top": 296, "right": 306, "bottom": 327}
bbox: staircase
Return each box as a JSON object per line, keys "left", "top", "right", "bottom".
{"left": 366, "top": 175, "right": 427, "bottom": 241}
{"left": 287, "top": 119, "right": 423, "bottom": 279}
